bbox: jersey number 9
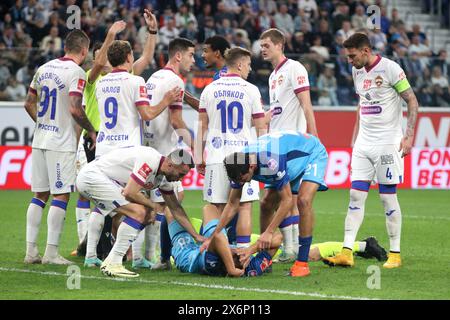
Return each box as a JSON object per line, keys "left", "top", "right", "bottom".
{"left": 104, "top": 97, "right": 118, "bottom": 129}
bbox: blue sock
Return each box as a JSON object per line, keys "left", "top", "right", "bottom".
{"left": 297, "top": 236, "right": 312, "bottom": 262}
{"left": 159, "top": 216, "right": 172, "bottom": 262}
{"left": 226, "top": 213, "right": 238, "bottom": 244}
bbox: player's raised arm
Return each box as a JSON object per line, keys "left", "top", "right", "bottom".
{"left": 24, "top": 89, "right": 38, "bottom": 122}
{"left": 89, "top": 20, "right": 126, "bottom": 83}
{"left": 399, "top": 88, "right": 419, "bottom": 157}
{"left": 162, "top": 192, "right": 204, "bottom": 243}
{"left": 132, "top": 9, "right": 158, "bottom": 76}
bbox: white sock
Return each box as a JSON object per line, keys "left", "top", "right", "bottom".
{"left": 75, "top": 202, "right": 90, "bottom": 243}
{"left": 236, "top": 242, "right": 251, "bottom": 248}
{"left": 132, "top": 230, "right": 145, "bottom": 262}
{"left": 343, "top": 189, "right": 368, "bottom": 250}
{"left": 26, "top": 198, "right": 45, "bottom": 256}
{"left": 380, "top": 193, "right": 402, "bottom": 252}
{"left": 109, "top": 218, "right": 143, "bottom": 264}
{"left": 44, "top": 200, "right": 67, "bottom": 257}
{"left": 357, "top": 241, "right": 367, "bottom": 252}
{"left": 145, "top": 221, "right": 161, "bottom": 261}
{"left": 292, "top": 223, "right": 299, "bottom": 255}
{"left": 86, "top": 210, "right": 105, "bottom": 259}
{"left": 280, "top": 224, "right": 294, "bottom": 254}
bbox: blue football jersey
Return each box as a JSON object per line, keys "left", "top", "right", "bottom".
{"left": 213, "top": 66, "right": 228, "bottom": 81}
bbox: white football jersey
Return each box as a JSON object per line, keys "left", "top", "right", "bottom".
{"left": 30, "top": 57, "right": 86, "bottom": 152}
{"left": 268, "top": 58, "right": 310, "bottom": 133}
{"left": 199, "top": 74, "right": 265, "bottom": 165}
{"left": 92, "top": 146, "right": 173, "bottom": 192}
{"left": 95, "top": 69, "right": 150, "bottom": 157}
{"left": 353, "top": 56, "right": 408, "bottom": 145}
{"left": 143, "top": 67, "right": 185, "bottom": 156}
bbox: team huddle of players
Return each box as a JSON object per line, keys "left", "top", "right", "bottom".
{"left": 23, "top": 9, "right": 419, "bottom": 278}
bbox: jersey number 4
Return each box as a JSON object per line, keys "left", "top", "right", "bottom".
{"left": 37, "top": 85, "right": 57, "bottom": 120}
{"left": 216, "top": 100, "right": 243, "bottom": 134}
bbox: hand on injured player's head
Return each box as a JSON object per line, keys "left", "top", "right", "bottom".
{"left": 163, "top": 86, "right": 182, "bottom": 106}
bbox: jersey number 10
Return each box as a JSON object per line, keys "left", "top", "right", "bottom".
{"left": 216, "top": 100, "right": 243, "bottom": 134}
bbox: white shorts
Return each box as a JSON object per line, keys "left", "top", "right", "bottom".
{"left": 351, "top": 144, "right": 404, "bottom": 185}
{"left": 203, "top": 163, "right": 260, "bottom": 203}
{"left": 76, "top": 136, "right": 87, "bottom": 175}
{"left": 76, "top": 164, "right": 129, "bottom": 217}
{"left": 150, "top": 180, "right": 184, "bottom": 203}
{"left": 31, "top": 148, "right": 77, "bottom": 194}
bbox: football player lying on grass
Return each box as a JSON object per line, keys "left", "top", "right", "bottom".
{"left": 165, "top": 204, "right": 281, "bottom": 277}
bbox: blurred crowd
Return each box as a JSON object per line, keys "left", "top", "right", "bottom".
{"left": 0, "top": 0, "right": 449, "bottom": 106}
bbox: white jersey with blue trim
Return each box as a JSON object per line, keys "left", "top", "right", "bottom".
{"left": 199, "top": 74, "right": 265, "bottom": 165}
{"left": 95, "top": 69, "right": 150, "bottom": 158}
{"left": 29, "top": 57, "right": 86, "bottom": 152}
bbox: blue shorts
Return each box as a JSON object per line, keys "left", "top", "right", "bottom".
{"left": 169, "top": 219, "right": 227, "bottom": 274}
{"left": 245, "top": 251, "right": 272, "bottom": 277}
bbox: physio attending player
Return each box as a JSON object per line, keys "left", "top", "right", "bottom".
{"left": 201, "top": 131, "right": 328, "bottom": 277}
{"left": 23, "top": 29, "right": 96, "bottom": 265}
{"left": 323, "top": 33, "right": 419, "bottom": 269}
{"left": 197, "top": 47, "right": 267, "bottom": 248}
{"left": 140, "top": 38, "right": 196, "bottom": 270}
{"left": 83, "top": 39, "right": 181, "bottom": 268}
{"left": 259, "top": 28, "right": 319, "bottom": 262}
{"left": 77, "top": 146, "right": 202, "bottom": 278}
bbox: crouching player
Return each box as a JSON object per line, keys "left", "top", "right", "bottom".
{"left": 167, "top": 204, "right": 281, "bottom": 277}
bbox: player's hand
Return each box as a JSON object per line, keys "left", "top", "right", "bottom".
{"left": 163, "top": 87, "right": 182, "bottom": 106}
{"left": 235, "top": 248, "right": 252, "bottom": 265}
{"left": 87, "top": 131, "right": 97, "bottom": 151}
{"left": 399, "top": 135, "right": 413, "bottom": 157}
{"left": 199, "top": 237, "right": 212, "bottom": 253}
{"left": 194, "top": 234, "right": 206, "bottom": 244}
{"left": 108, "top": 20, "right": 127, "bottom": 35}
{"left": 227, "top": 268, "right": 244, "bottom": 278}
{"left": 144, "top": 9, "right": 158, "bottom": 31}
{"left": 196, "top": 162, "right": 206, "bottom": 176}
{"left": 257, "top": 231, "right": 273, "bottom": 251}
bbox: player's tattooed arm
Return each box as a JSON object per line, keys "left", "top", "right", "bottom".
{"left": 162, "top": 192, "right": 205, "bottom": 242}
{"left": 399, "top": 88, "right": 419, "bottom": 157}
{"left": 69, "top": 95, "right": 97, "bottom": 149}
{"left": 24, "top": 91, "right": 38, "bottom": 122}
{"left": 183, "top": 91, "right": 200, "bottom": 111}
{"left": 296, "top": 90, "right": 319, "bottom": 137}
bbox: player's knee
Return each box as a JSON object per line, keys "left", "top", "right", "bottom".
{"left": 132, "top": 206, "right": 147, "bottom": 224}
{"left": 35, "top": 191, "right": 50, "bottom": 203}
{"left": 349, "top": 188, "right": 367, "bottom": 203}
{"left": 297, "top": 195, "right": 312, "bottom": 211}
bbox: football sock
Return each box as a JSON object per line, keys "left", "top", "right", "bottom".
{"left": 297, "top": 236, "right": 312, "bottom": 262}
{"left": 75, "top": 200, "right": 90, "bottom": 244}
{"left": 313, "top": 241, "right": 364, "bottom": 259}
{"left": 236, "top": 235, "right": 251, "bottom": 248}
{"left": 226, "top": 213, "right": 238, "bottom": 244}
{"left": 132, "top": 229, "right": 145, "bottom": 261}
{"left": 86, "top": 209, "right": 104, "bottom": 259}
{"left": 159, "top": 215, "right": 172, "bottom": 262}
{"left": 357, "top": 241, "right": 366, "bottom": 252}
{"left": 279, "top": 217, "right": 294, "bottom": 254}
{"left": 145, "top": 218, "right": 161, "bottom": 261}
{"left": 379, "top": 185, "right": 402, "bottom": 253}
{"left": 44, "top": 199, "right": 67, "bottom": 257}
{"left": 109, "top": 217, "right": 144, "bottom": 264}
{"left": 291, "top": 215, "right": 300, "bottom": 254}
{"left": 343, "top": 182, "right": 369, "bottom": 249}
{"left": 26, "top": 198, "right": 46, "bottom": 256}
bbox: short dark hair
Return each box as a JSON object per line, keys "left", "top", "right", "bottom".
{"left": 168, "top": 38, "right": 195, "bottom": 59}
{"left": 92, "top": 41, "right": 103, "bottom": 60}
{"left": 223, "top": 152, "right": 251, "bottom": 182}
{"left": 168, "top": 149, "right": 195, "bottom": 169}
{"left": 224, "top": 47, "right": 252, "bottom": 67}
{"left": 204, "top": 35, "right": 231, "bottom": 58}
{"left": 107, "top": 40, "right": 132, "bottom": 67}
{"left": 64, "top": 29, "right": 90, "bottom": 53}
{"left": 260, "top": 28, "right": 286, "bottom": 46}
{"left": 343, "top": 32, "right": 371, "bottom": 49}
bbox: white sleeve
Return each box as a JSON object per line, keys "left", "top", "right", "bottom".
{"left": 250, "top": 86, "right": 265, "bottom": 120}
{"left": 169, "top": 77, "right": 185, "bottom": 110}
{"left": 69, "top": 67, "right": 87, "bottom": 97}
{"left": 134, "top": 76, "right": 150, "bottom": 107}
{"left": 387, "top": 60, "right": 408, "bottom": 87}
{"left": 198, "top": 86, "right": 208, "bottom": 114}
{"left": 290, "top": 62, "right": 310, "bottom": 94}
{"left": 130, "top": 153, "right": 160, "bottom": 187}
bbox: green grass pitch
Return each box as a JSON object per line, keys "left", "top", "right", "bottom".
{"left": 0, "top": 189, "right": 449, "bottom": 300}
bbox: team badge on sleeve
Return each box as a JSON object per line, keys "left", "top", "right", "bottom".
{"left": 139, "top": 86, "right": 147, "bottom": 98}
{"left": 297, "top": 76, "right": 306, "bottom": 85}
{"left": 138, "top": 163, "right": 152, "bottom": 179}
{"left": 77, "top": 79, "right": 86, "bottom": 91}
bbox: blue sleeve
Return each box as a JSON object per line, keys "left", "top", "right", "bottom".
{"left": 230, "top": 181, "right": 243, "bottom": 189}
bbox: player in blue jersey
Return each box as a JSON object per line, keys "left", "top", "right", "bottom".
{"left": 167, "top": 204, "right": 281, "bottom": 277}
{"left": 200, "top": 131, "right": 328, "bottom": 277}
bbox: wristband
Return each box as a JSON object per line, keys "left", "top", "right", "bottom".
{"left": 148, "top": 29, "right": 157, "bottom": 34}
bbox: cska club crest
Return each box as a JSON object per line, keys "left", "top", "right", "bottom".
{"left": 375, "top": 75, "right": 383, "bottom": 87}
{"left": 277, "top": 75, "right": 284, "bottom": 85}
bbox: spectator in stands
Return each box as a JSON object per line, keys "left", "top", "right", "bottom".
{"left": 409, "top": 35, "right": 432, "bottom": 69}
{"left": 0, "top": 56, "right": 12, "bottom": 90}
{"left": 313, "top": 19, "right": 333, "bottom": 48}
{"left": 335, "top": 47, "right": 354, "bottom": 105}
{"left": 408, "top": 24, "right": 429, "bottom": 46}
{"left": 2, "top": 25, "right": 15, "bottom": 49}
{"left": 351, "top": 4, "right": 366, "bottom": 30}
{"left": 222, "top": 0, "right": 242, "bottom": 15}
{"left": 1, "top": 13, "right": 14, "bottom": 32}
{"left": 5, "top": 76, "right": 26, "bottom": 101}
{"left": 332, "top": 2, "right": 350, "bottom": 33}
{"left": 214, "top": 1, "right": 236, "bottom": 27}
{"left": 292, "top": 31, "right": 310, "bottom": 54}
{"left": 297, "top": 0, "right": 319, "bottom": 20}
{"left": 40, "top": 26, "right": 62, "bottom": 54}
{"left": 390, "top": 8, "right": 404, "bottom": 29}
{"left": 43, "top": 11, "right": 68, "bottom": 40}
{"left": 379, "top": 6, "right": 391, "bottom": 34}
{"left": 9, "top": 0, "right": 24, "bottom": 25}
{"left": 234, "top": 30, "right": 251, "bottom": 50}
{"left": 310, "top": 35, "right": 330, "bottom": 62}
{"left": 159, "top": 17, "right": 180, "bottom": 48}
{"left": 256, "top": 8, "right": 274, "bottom": 33}
{"left": 197, "top": 3, "right": 213, "bottom": 30}
{"left": 259, "top": 0, "right": 277, "bottom": 15}
{"left": 160, "top": 7, "right": 175, "bottom": 27}
{"left": 175, "top": 3, "right": 198, "bottom": 31}
{"left": 22, "top": 0, "right": 46, "bottom": 46}
{"left": 336, "top": 20, "right": 355, "bottom": 41}
{"left": 432, "top": 49, "right": 449, "bottom": 78}
{"left": 274, "top": 3, "right": 295, "bottom": 36}
{"left": 415, "top": 67, "right": 435, "bottom": 106}
{"left": 180, "top": 20, "right": 199, "bottom": 43}
{"left": 198, "top": 16, "right": 216, "bottom": 43}
{"left": 217, "top": 18, "right": 233, "bottom": 37}
{"left": 16, "top": 62, "right": 35, "bottom": 87}
{"left": 431, "top": 66, "right": 450, "bottom": 106}
{"left": 238, "top": 4, "right": 257, "bottom": 40}
{"left": 369, "top": 28, "right": 387, "bottom": 53}
{"left": 330, "top": 33, "right": 344, "bottom": 55}
{"left": 317, "top": 65, "right": 338, "bottom": 106}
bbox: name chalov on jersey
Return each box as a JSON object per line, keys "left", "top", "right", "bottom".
{"left": 199, "top": 74, "right": 265, "bottom": 165}
{"left": 353, "top": 55, "right": 410, "bottom": 145}
{"left": 30, "top": 57, "right": 86, "bottom": 152}
{"left": 95, "top": 69, "right": 150, "bottom": 157}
